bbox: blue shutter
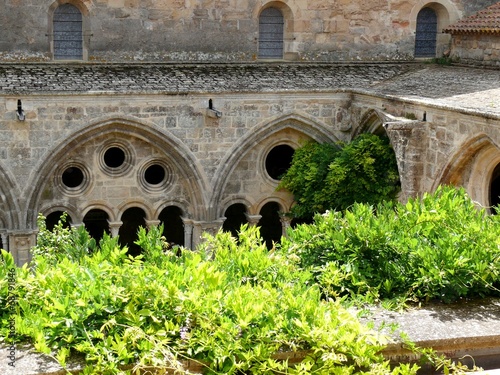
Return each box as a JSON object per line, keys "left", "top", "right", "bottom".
{"left": 54, "top": 4, "right": 83, "bottom": 60}
{"left": 415, "top": 8, "right": 437, "bottom": 58}
{"left": 259, "top": 8, "right": 284, "bottom": 59}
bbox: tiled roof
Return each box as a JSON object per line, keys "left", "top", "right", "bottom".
{"left": 443, "top": 2, "right": 500, "bottom": 35}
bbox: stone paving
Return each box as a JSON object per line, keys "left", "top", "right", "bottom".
{"left": 1, "top": 62, "right": 500, "bottom": 117}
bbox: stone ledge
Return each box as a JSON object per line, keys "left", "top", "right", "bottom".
{"left": 2, "top": 299, "right": 500, "bottom": 374}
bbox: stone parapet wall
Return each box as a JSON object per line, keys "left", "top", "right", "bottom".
{"left": 450, "top": 34, "right": 500, "bottom": 67}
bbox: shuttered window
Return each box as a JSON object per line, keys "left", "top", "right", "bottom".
{"left": 415, "top": 7, "right": 437, "bottom": 58}
{"left": 259, "top": 7, "right": 284, "bottom": 59}
{"left": 53, "top": 4, "right": 83, "bottom": 60}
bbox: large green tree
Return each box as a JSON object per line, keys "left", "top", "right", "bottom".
{"left": 279, "top": 133, "right": 400, "bottom": 219}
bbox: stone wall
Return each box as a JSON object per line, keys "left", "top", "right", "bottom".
{"left": 449, "top": 34, "right": 500, "bottom": 67}
{"left": 0, "top": 0, "right": 466, "bottom": 62}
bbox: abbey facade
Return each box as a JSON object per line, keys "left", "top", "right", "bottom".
{"left": 1, "top": 0, "right": 500, "bottom": 264}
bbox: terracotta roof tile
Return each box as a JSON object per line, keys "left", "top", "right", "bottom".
{"left": 443, "top": 2, "right": 500, "bottom": 35}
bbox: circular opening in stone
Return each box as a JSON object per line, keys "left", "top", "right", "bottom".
{"left": 144, "top": 164, "right": 166, "bottom": 185}
{"left": 62, "top": 166, "right": 84, "bottom": 188}
{"left": 265, "top": 145, "right": 295, "bottom": 180}
{"left": 103, "top": 147, "right": 126, "bottom": 169}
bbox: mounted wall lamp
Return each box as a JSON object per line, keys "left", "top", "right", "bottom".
{"left": 16, "top": 99, "right": 25, "bottom": 121}
{"left": 206, "top": 98, "right": 222, "bottom": 119}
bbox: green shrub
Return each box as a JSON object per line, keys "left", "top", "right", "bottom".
{"left": 1, "top": 221, "right": 419, "bottom": 375}
{"left": 279, "top": 134, "right": 400, "bottom": 219}
{"left": 282, "top": 186, "right": 500, "bottom": 304}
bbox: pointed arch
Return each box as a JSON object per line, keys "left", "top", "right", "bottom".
{"left": 433, "top": 133, "right": 500, "bottom": 210}
{"left": 209, "top": 113, "right": 339, "bottom": 215}
{"left": 26, "top": 118, "right": 208, "bottom": 228}
{"left": 353, "top": 109, "right": 390, "bottom": 138}
{"left": 0, "top": 163, "right": 21, "bottom": 229}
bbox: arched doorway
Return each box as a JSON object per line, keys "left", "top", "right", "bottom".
{"left": 258, "top": 202, "right": 282, "bottom": 249}
{"left": 158, "top": 206, "right": 184, "bottom": 246}
{"left": 46, "top": 211, "right": 72, "bottom": 231}
{"left": 490, "top": 164, "right": 500, "bottom": 212}
{"left": 53, "top": 3, "right": 83, "bottom": 60}
{"left": 415, "top": 7, "right": 438, "bottom": 58}
{"left": 259, "top": 7, "right": 284, "bottom": 59}
{"left": 119, "top": 207, "right": 147, "bottom": 256}
{"left": 83, "top": 209, "right": 110, "bottom": 243}
{"left": 222, "top": 203, "right": 248, "bottom": 238}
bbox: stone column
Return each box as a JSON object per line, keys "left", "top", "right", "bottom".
{"left": 8, "top": 230, "right": 37, "bottom": 266}
{"left": 280, "top": 215, "right": 293, "bottom": 238}
{"left": 145, "top": 220, "right": 161, "bottom": 229}
{"left": 182, "top": 219, "right": 194, "bottom": 249}
{"left": 245, "top": 214, "right": 262, "bottom": 227}
{"left": 191, "top": 219, "right": 226, "bottom": 249}
{"left": 1, "top": 231, "right": 9, "bottom": 251}
{"left": 107, "top": 221, "right": 123, "bottom": 238}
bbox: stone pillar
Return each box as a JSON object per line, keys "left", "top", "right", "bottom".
{"left": 9, "top": 231, "right": 37, "bottom": 266}
{"left": 191, "top": 219, "right": 225, "bottom": 249}
{"left": 108, "top": 221, "right": 123, "bottom": 238}
{"left": 245, "top": 214, "right": 262, "bottom": 226}
{"left": 280, "top": 215, "right": 293, "bottom": 237}
{"left": 145, "top": 220, "right": 161, "bottom": 229}
{"left": 1, "top": 231, "right": 9, "bottom": 251}
{"left": 182, "top": 219, "right": 194, "bottom": 249}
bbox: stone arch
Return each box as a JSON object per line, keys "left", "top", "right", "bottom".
{"left": 40, "top": 204, "right": 77, "bottom": 228}
{"left": 0, "top": 163, "right": 21, "bottom": 229}
{"left": 434, "top": 134, "right": 500, "bottom": 210}
{"left": 210, "top": 113, "right": 339, "bottom": 216}
{"left": 256, "top": 1, "right": 295, "bottom": 60}
{"left": 353, "top": 109, "right": 389, "bottom": 138}
{"left": 410, "top": 1, "right": 461, "bottom": 58}
{"left": 117, "top": 200, "right": 153, "bottom": 223}
{"left": 48, "top": 0, "right": 91, "bottom": 60}
{"left": 26, "top": 118, "right": 208, "bottom": 228}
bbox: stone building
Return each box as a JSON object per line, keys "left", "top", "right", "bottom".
{"left": 1, "top": 0, "right": 500, "bottom": 265}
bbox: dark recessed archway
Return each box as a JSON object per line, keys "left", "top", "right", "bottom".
{"left": 158, "top": 206, "right": 184, "bottom": 246}
{"left": 119, "top": 207, "right": 147, "bottom": 256}
{"left": 222, "top": 203, "right": 248, "bottom": 238}
{"left": 83, "top": 209, "right": 110, "bottom": 243}
{"left": 265, "top": 145, "right": 295, "bottom": 180}
{"left": 46, "top": 211, "right": 72, "bottom": 231}
{"left": 258, "top": 202, "right": 282, "bottom": 249}
{"left": 490, "top": 164, "right": 500, "bottom": 212}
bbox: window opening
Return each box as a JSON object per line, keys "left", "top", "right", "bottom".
{"left": 222, "top": 203, "right": 248, "bottom": 238}
{"left": 53, "top": 4, "right": 83, "bottom": 60}
{"left": 145, "top": 164, "right": 166, "bottom": 185}
{"left": 119, "top": 207, "right": 146, "bottom": 256}
{"left": 83, "top": 209, "right": 110, "bottom": 243}
{"left": 415, "top": 7, "right": 437, "bottom": 58}
{"left": 265, "top": 145, "right": 295, "bottom": 180}
{"left": 158, "top": 206, "right": 184, "bottom": 247}
{"left": 258, "top": 202, "right": 282, "bottom": 249}
{"left": 62, "top": 166, "right": 84, "bottom": 188}
{"left": 259, "top": 7, "right": 284, "bottom": 59}
{"left": 104, "top": 147, "right": 126, "bottom": 169}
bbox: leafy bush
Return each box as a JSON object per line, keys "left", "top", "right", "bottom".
{"left": 282, "top": 186, "right": 500, "bottom": 304}
{"left": 279, "top": 134, "right": 400, "bottom": 219}
{"left": 1, "top": 220, "right": 420, "bottom": 374}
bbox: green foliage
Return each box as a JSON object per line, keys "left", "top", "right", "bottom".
{"left": 1, "top": 220, "right": 417, "bottom": 374}
{"left": 282, "top": 186, "right": 500, "bottom": 304}
{"left": 279, "top": 134, "right": 400, "bottom": 219}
